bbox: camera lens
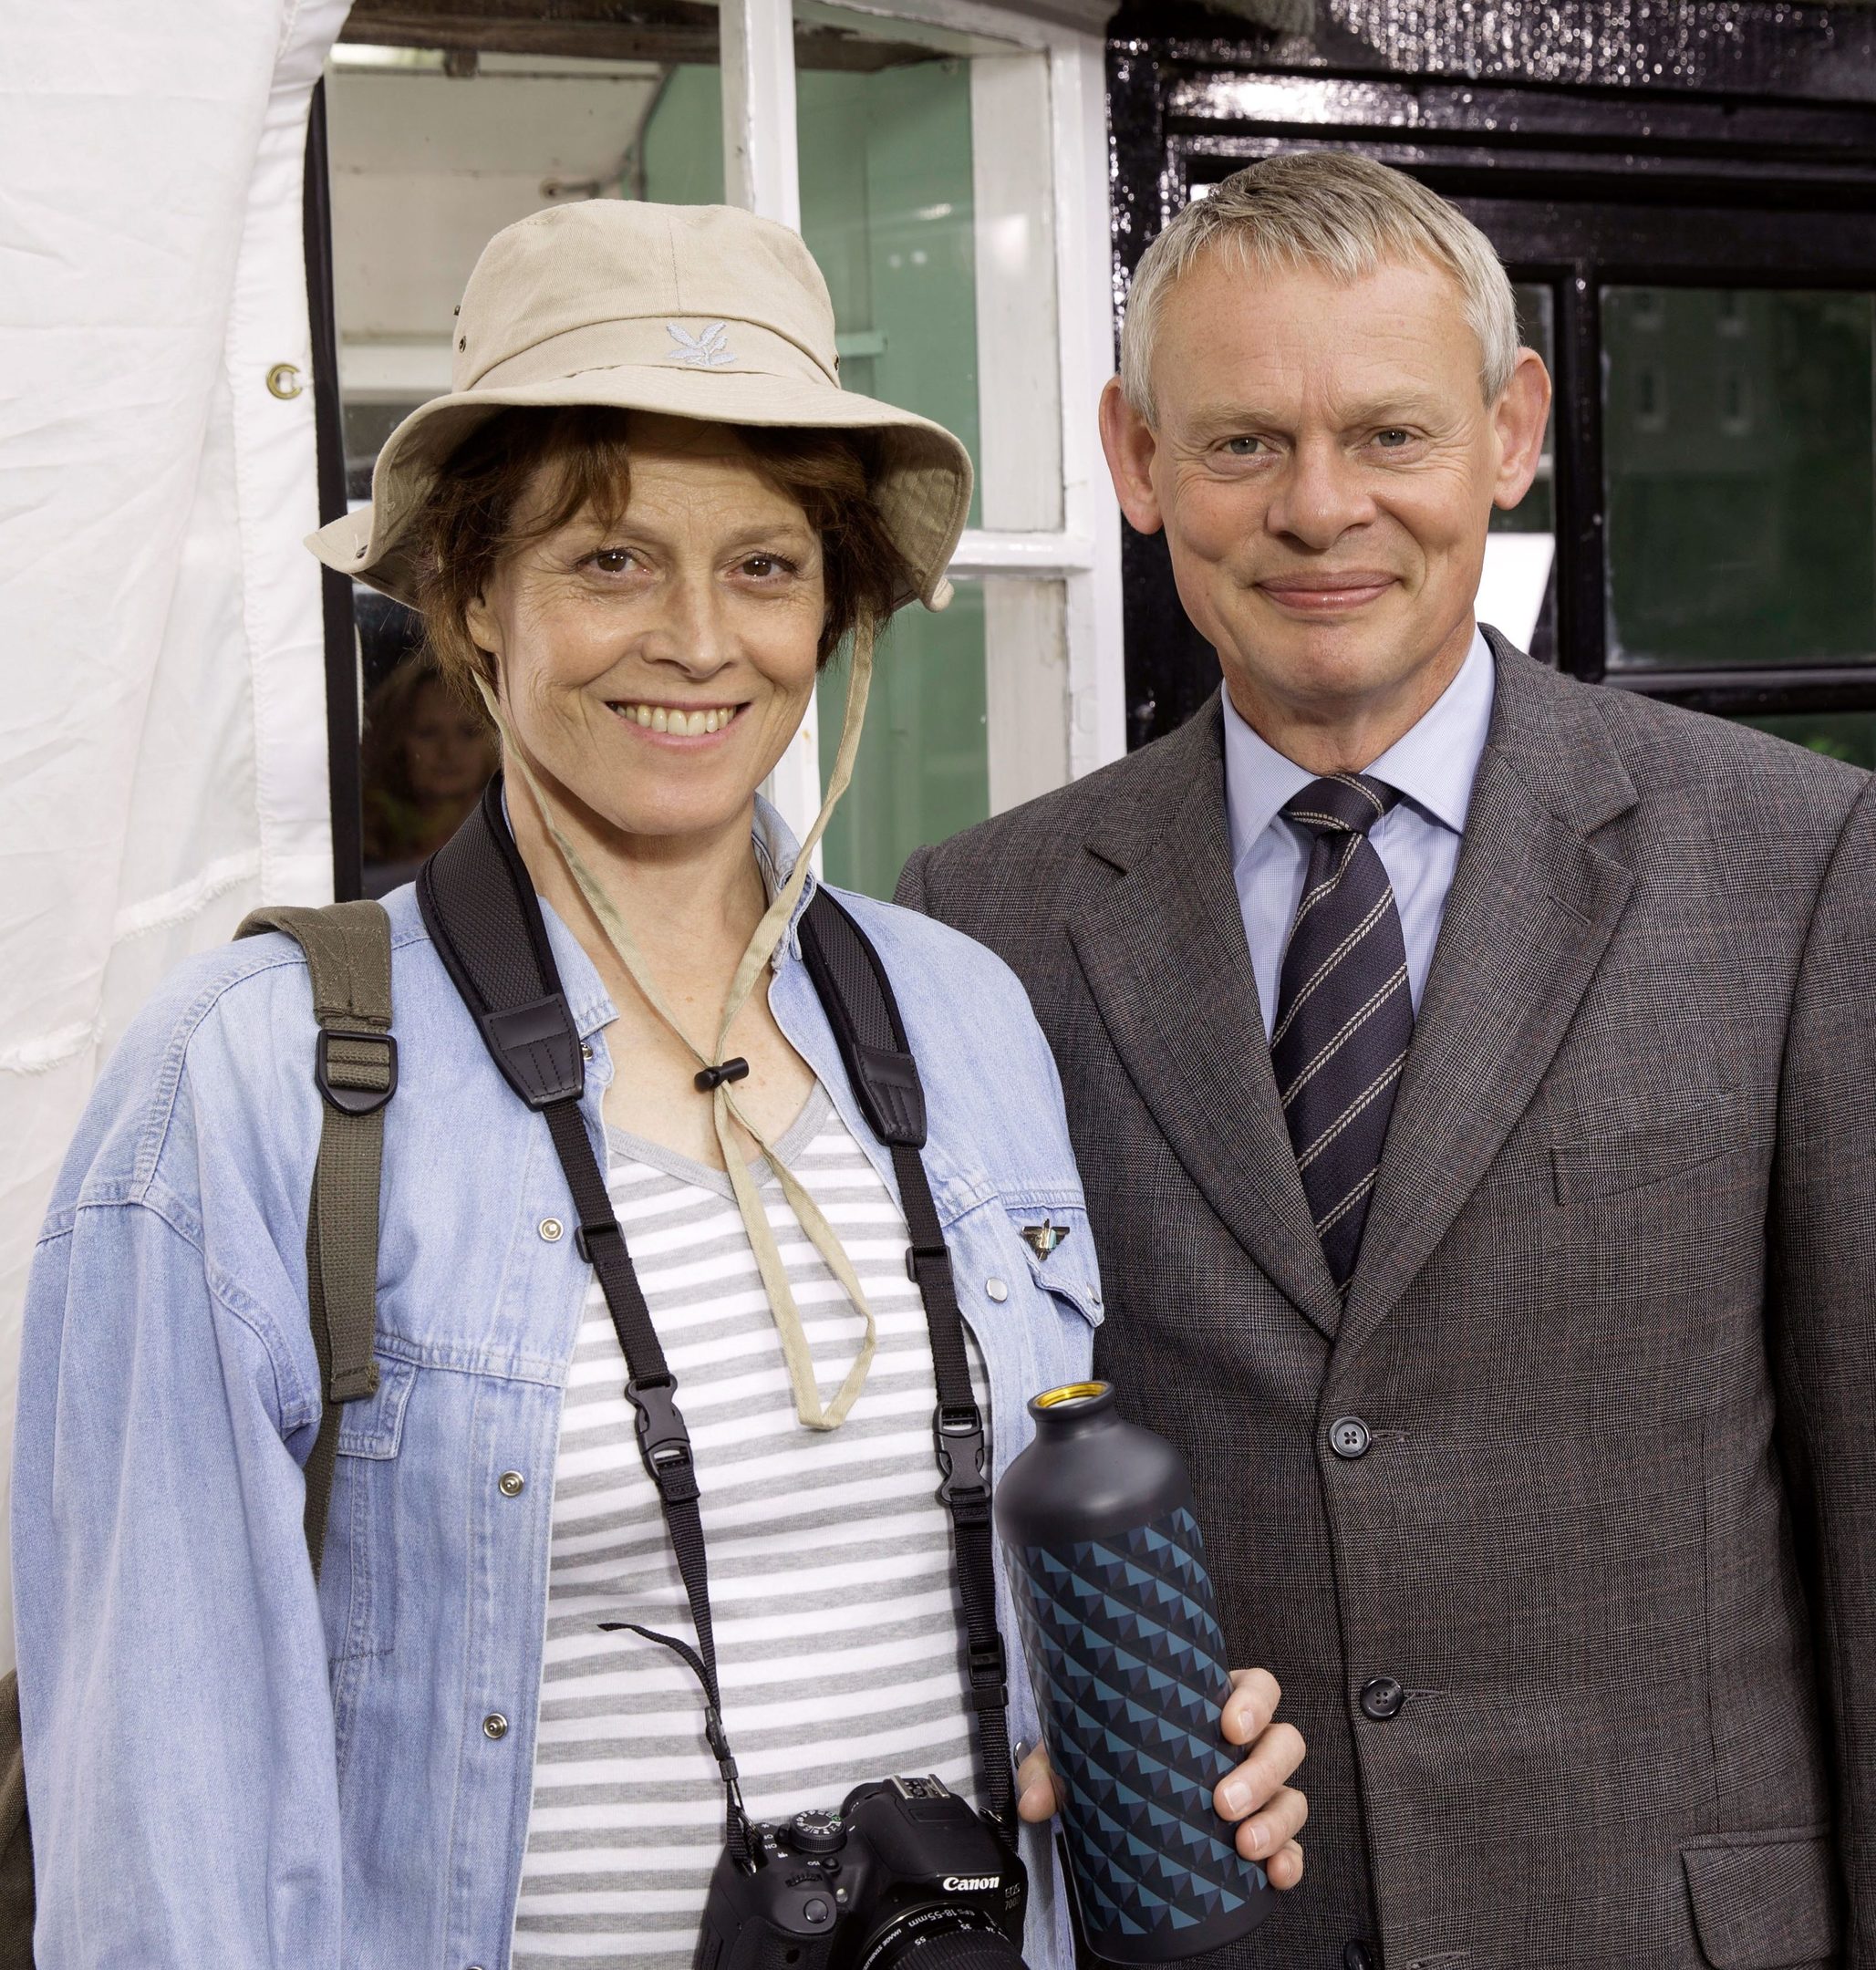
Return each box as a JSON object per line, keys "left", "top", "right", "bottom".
{"left": 868, "top": 1923, "right": 1026, "bottom": 1970}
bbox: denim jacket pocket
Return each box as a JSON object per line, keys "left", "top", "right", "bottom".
{"left": 1002, "top": 1202, "right": 1103, "bottom": 1329}
{"left": 323, "top": 1355, "right": 417, "bottom": 1664}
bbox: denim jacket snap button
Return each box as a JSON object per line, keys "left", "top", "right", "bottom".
{"left": 539, "top": 1218, "right": 564, "bottom": 1243}
{"left": 985, "top": 1277, "right": 1009, "bottom": 1302}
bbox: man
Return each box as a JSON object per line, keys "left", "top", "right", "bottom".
{"left": 901, "top": 151, "right": 1875, "bottom": 1969}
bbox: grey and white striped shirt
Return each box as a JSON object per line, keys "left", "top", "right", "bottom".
{"left": 512, "top": 1084, "right": 986, "bottom": 1967}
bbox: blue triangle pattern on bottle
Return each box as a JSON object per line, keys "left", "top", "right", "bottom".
{"left": 1011, "top": 1505, "right": 1270, "bottom": 1954}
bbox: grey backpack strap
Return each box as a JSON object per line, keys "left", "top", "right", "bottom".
{"left": 237, "top": 900, "right": 396, "bottom": 1569}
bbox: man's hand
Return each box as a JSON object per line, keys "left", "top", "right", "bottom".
{"left": 1014, "top": 1666, "right": 1307, "bottom": 1888}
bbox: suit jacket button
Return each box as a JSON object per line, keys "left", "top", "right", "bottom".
{"left": 1343, "top": 1943, "right": 1377, "bottom": 1970}
{"left": 1359, "top": 1676, "right": 1404, "bottom": 1721}
{"left": 1329, "top": 1415, "right": 1372, "bottom": 1459}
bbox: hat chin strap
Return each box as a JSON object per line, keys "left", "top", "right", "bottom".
{"left": 474, "top": 630, "right": 883, "bottom": 1431}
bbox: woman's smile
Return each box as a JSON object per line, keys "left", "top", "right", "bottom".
{"left": 605, "top": 698, "right": 746, "bottom": 740}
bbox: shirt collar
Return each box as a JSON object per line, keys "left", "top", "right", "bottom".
{"left": 1221, "top": 690, "right": 1316, "bottom": 876}
{"left": 752, "top": 792, "right": 820, "bottom": 963}
{"left": 1364, "top": 627, "right": 1494, "bottom": 835}
{"left": 1221, "top": 627, "right": 1495, "bottom": 870}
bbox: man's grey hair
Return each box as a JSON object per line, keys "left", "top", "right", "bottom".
{"left": 1119, "top": 150, "right": 1520, "bottom": 425}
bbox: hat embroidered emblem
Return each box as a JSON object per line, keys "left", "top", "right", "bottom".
{"left": 667, "top": 321, "right": 735, "bottom": 368}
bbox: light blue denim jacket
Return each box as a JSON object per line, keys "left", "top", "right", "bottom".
{"left": 14, "top": 807, "right": 1101, "bottom": 1968}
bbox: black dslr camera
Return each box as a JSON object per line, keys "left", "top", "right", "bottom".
{"left": 696, "top": 1775, "right": 1028, "bottom": 1970}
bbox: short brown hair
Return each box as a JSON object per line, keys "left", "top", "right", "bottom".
{"left": 411, "top": 407, "right": 911, "bottom": 699}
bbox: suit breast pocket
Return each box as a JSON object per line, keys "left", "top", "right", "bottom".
{"left": 321, "top": 1355, "right": 417, "bottom": 1664}
{"left": 1550, "top": 1092, "right": 1756, "bottom": 1208}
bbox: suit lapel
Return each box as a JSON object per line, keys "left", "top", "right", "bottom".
{"left": 1067, "top": 700, "right": 1345, "bottom": 1340}
{"left": 1336, "top": 638, "right": 1639, "bottom": 1365}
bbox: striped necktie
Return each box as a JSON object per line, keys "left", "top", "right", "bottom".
{"left": 1270, "top": 772, "right": 1415, "bottom": 1291}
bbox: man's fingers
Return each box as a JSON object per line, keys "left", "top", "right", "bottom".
{"left": 1213, "top": 1721, "right": 1306, "bottom": 1820}
{"left": 1230, "top": 1782, "right": 1308, "bottom": 1862}
{"left": 1265, "top": 1839, "right": 1305, "bottom": 1891}
{"left": 1020, "top": 1713, "right": 1308, "bottom": 1851}
{"left": 1016, "top": 1774, "right": 1057, "bottom": 1824}
{"left": 1015, "top": 1740, "right": 1062, "bottom": 1823}
{"left": 1222, "top": 1666, "right": 1281, "bottom": 1746}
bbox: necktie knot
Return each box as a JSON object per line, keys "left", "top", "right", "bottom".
{"left": 1281, "top": 772, "right": 1399, "bottom": 841}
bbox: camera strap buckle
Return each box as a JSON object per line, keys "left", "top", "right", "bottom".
{"left": 627, "top": 1375, "right": 700, "bottom": 1505}
{"left": 315, "top": 1027, "right": 398, "bottom": 1117}
{"left": 703, "top": 1705, "right": 736, "bottom": 1772}
{"left": 934, "top": 1403, "right": 990, "bottom": 1524}
{"left": 575, "top": 1217, "right": 623, "bottom": 1265}
{"left": 966, "top": 1634, "right": 1007, "bottom": 1698}
{"left": 905, "top": 1240, "right": 954, "bottom": 1293}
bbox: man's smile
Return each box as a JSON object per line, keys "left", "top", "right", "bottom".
{"left": 1254, "top": 570, "right": 1400, "bottom": 615}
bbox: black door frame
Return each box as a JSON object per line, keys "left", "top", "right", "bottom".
{"left": 305, "top": 78, "right": 363, "bottom": 900}
{"left": 1109, "top": 48, "right": 1876, "bottom": 744}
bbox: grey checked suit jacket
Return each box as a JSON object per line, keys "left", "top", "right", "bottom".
{"left": 898, "top": 637, "right": 1876, "bottom": 1970}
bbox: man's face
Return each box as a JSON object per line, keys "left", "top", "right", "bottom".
{"left": 1102, "top": 249, "right": 1549, "bottom": 743}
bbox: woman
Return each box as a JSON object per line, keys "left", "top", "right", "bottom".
{"left": 359, "top": 652, "right": 499, "bottom": 893}
{"left": 14, "top": 201, "right": 1306, "bottom": 1966}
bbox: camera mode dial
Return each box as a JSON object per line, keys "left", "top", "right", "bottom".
{"left": 789, "top": 1809, "right": 846, "bottom": 1855}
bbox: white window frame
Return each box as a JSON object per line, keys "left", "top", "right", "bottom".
{"left": 721, "top": 0, "right": 1125, "bottom": 845}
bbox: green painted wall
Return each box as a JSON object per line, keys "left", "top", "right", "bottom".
{"left": 639, "top": 67, "right": 724, "bottom": 205}
{"left": 799, "top": 60, "right": 987, "bottom": 899}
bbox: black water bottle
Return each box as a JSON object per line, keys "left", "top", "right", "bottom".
{"left": 995, "top": 1382, "right": 1278, "bottom": 1963}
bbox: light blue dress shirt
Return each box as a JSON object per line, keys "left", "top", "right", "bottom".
{"left": 1223, "top": 628, "right": 1496, "bottom": 1036}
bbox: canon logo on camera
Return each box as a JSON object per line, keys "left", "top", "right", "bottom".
{"left": 941, "top": 1874, "right": 1000, "bottom": 1892}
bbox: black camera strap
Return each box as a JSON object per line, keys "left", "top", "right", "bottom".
{"left": 417, "top": 780, "right": 753, "bottom": 1847}
{"left": 795, "top": 889, "right": 1015, "bottom": 1830}
{"left": 418, "top": 780, "right": 1015, "bottom": 1844}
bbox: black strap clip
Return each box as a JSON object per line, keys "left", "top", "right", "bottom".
{"left": 966, "top": 1634, "right": 1008, "bottom": 1706}
{"left": 315, "top": 1028, "right": 398, "bottom": 1116}
{"left": 905, "top": 1241, "right": 954, "bottom": 1291}
{"left": 934, "top": 1402, "right": 991, "bottom": 1523}
{"left": 575, "top": 1218, "right": 623, "bottom": 1264}
{"left": 694, "top": 1057, "right": 751, "bottom": 1093}
{"left": 703, "top": 1705, "right": 739, "bottom": 1779}
{"left": 627, "top": 1375, "right": 700, "bottom": 1504}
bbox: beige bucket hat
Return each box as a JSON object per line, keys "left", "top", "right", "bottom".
{"left": 308, "top": 200, "right": 974, "bottom": 611}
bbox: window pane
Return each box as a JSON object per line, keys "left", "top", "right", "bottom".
{"left": 819, "top": 580, "right": 1065, "bottom": 899}
{"left": 639, "top": 65, "right": 725, "bottom": 203}
{"left": 793, "top": 7, "right": 1062, "bottom": 530}
{"left": 1603, "top": 286, "right": 1876, "bottom": 669}
{"left": 793, "top": 9, "right": 1065, "bottom": 899}
{"left": 1737, "top": 710, "right": 1876, "bottom": 771}
{"left": 326, "top": 40, "right": 723, "bottom": 893}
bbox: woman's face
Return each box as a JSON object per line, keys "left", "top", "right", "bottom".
{"left": 464, "top": 414, "right": 825, "bottom": 847}
{"left": 403, "top": 679, "right": 494, "bottom": 804}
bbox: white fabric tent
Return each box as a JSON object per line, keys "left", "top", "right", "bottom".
{"left": 0, "top": 0, "right": 353, "bottom": 1672}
